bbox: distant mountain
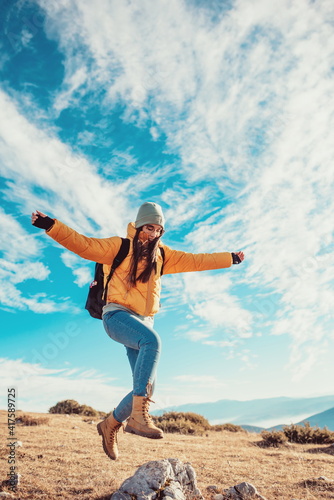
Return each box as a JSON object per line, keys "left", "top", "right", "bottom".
{"left": 296, "top": 407, "right": 334, "bottom": 431}
{"left": 240, "top": 424, "right": 265, "bottom": 433}
{"left": 244, "top": 407, "right": 334, "bottom": 433}
{"left": 153, "top": 395, "right": 334, "bottom": 428}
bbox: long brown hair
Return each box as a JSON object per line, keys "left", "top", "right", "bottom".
{"left": 127, "top": 227, "right": 161, "bottom": 286}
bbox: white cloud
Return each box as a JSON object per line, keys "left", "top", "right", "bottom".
{"left": 0, "top": 284, "right": 78, "bottom": 314}
{"left": 0, "top": 358, "right": 128, "bottom": 413}
{"left": 0, "top": 208, "right": 78, "bottom": 314}
{"left": 161, "top": 185, "right": 213, "bottom": 228}
{"left": 203, "top": 340, "right": 238, "bottom": 348}
{"left": 183, "top": 273, "right": 253, "bottom": 336}
{"left": 60, "top": 251, "right": 93, "bottom": 287}
{"left": 0, "top": 259, "right": 49, "bottom": 284}
{"left": 53, "top": 66, "right": 88, "bottom": 113}
{"left": 0, "top": 207, "right": 42, "bottom": 261}
{"left": 173, "top": 374, "right": 226, "bottom": 388}
{"left": 184, "top": 330, "right": 212, "bottom": 342}
{"left": 0, "top": 89, "right": 131, "bottom": 236}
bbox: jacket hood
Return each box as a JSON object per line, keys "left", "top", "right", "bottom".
{"left": 127, "top": 222, "right": 137, "bottom": 240}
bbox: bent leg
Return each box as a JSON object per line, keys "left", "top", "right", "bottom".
{"left": 114, "top": 347, "right": 157, "bottom": 422}
{"left": 103, "top": 311, "right": 161, "bottom": 422}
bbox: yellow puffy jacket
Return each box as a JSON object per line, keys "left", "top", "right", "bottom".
{"left": 47, "top": 220, "right": 232, "bottom": 317}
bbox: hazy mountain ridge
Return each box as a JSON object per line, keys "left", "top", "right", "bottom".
{"left": 153, "top": 395, "right": 334, "bottom": 431}
{"left": 243, "top": 407, "right": 334, "bottom": 433}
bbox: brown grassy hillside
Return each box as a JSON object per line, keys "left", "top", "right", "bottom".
{"left": 0, "top": 410, "right": 333, "bottom": 499}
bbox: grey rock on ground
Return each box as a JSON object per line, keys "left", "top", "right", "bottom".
{"left": 111, "top": 458, "right": 203, "bottom": 500}
{"left": 223, "top": 482, "right": 267, "bottom": 500}
{"left": 206, "top": 485, "right": 219, "bottom": 493}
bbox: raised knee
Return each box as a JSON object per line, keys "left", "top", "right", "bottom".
{"left": 139, "top": 334, "right": 161, "bottom": 351}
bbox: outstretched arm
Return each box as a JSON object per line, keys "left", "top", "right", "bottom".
{"left": 31, "top": 210, "right": 120, "bottom": 264}
{"left": 161, "top": 245, "right": 245, "bottom": 275}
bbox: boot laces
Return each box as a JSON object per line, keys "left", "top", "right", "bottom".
{"left": 142, "top": 397, "right": 154, "bottom": 424}
{"left": 109, "top": 422, "right": 122, "bottom": 444}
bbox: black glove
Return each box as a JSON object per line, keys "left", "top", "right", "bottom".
{"left": 231, "top": 252, "right": 242, "bottom": 265}
{"left": 33, "top": 215, "right": 55, "bottom": 230}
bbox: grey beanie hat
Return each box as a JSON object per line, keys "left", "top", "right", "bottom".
{"left": 135, "top": 202, "right": 165, "bottom": 229}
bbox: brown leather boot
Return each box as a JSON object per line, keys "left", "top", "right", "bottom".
{"left": 97, "top": 413, "right": 122, "bottom": 460}
{"left": 125, "top": 396, "right": 164, "bottom": 439}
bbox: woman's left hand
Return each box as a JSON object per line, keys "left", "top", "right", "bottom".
{"left": 235, "top": 251, "right": 244, "bottom": 262}
{"left": 232, "top": 251, "right": 245, "bottom": 264}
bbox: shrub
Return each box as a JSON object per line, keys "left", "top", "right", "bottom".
{"left": 77, "top": 404, "right": 98, "bottom": 417}
{"left": 259, "top": 422, "right": 334, "bottom": 447}
{"left": 260, "top": 430, "right": 288, "bottom": 447}
{"left": 16, "top": 414, "right": 49, "bottom": 426}
{"left": 49, "top": 399, "right": 81, "bottom": 414}
{"left": 283, "top": 422, "right": 334, "bottom": 444}
{"left": 152, "top": 412, "right": 211, "bottom": 435}
{"left": 211, "top": 423, "right": 245, "bottom": 433}
{"left": 49, "top": 400, "right": 99, "bottom": 417}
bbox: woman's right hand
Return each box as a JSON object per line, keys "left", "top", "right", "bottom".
{"left": 31, "top": 210, "right": 55, "bottom": 230}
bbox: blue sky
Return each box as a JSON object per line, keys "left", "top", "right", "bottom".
{"left": 0, "top": 0, "right": 334, "bottom": 425}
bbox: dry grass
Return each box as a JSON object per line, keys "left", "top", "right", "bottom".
{"left": 16, "top": 415, "right": 50, "bottom": 427}
{"left": 0, "top": 410, "right": 334, "bottom": 499}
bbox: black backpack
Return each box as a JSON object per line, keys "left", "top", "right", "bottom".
{"left": 85, "top": 238, "right": 165, "bottom": 319}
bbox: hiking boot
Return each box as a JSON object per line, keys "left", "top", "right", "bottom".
{"left": 97, "top": 413, "right": 122, "bottom": 460}
{"left": 124, "top": 396, "right": 164, "bottom": 439}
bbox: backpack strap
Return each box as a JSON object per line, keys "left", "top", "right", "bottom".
{"left": 102, "top": 238, "right": 130, "bottom": 303}
{"left": 159, "top": 246, "right": 165, "bottom": 276}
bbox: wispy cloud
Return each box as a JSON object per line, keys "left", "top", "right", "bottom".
{"left": 0, "top": 208, "right": 77, "bottom": 313}
{"left": 0, "top": 358, "right": 127, "bottom": 413}
{"left": 61, "top": 251, "right": 92, "bottom": 287}
{"left": 0, "top": 89, "right": 130, "bottom": 236}
{"left": 183, "top": 273, "right": 253, "bottom": 337}
{"left": 173, "top": 374, "right": 226, "bottom": 388}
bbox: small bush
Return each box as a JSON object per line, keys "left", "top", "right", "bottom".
{"left": 283, "top": 422, "right": 334, "bottom": 444}
{"left": 152, "top": 412, "right": 211, "bottom": 435}
{"left": 16, "top": 414, "right": 49, "bottom": 426}
{"left": 49, "top": 400, "right": 99, "bottom": 417}
{"left": 260, "top": 430, "right": 288, "bottom": 447}
{"left": 259, "top": 422, "right": 334, "bottom": 447}
{"left": 211, "top": 423, "right": 245, "bottom": 433}
{"left": 77, "top": 405, "right": 98, "bottom": 417}
{"left": 49, "top": 399, "right": 81, "bottom": 415}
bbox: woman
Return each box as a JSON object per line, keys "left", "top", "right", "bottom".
{"left": 31, "top": 202, "right": 244, "bottom": 461}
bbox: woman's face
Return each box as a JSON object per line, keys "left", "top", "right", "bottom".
{"left": 142, "top": 224, "right": 164, "bottom": 241}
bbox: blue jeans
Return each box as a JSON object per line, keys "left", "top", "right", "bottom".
{"left": 102, "top": 310, "right": 161, "bottom": 423}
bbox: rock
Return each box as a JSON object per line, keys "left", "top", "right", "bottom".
{"left": 223, "top": 481, "right": 267, "bottom": 499}
{"left": 0, "top": 492, "right": 13, "bottom": 498}
{"left": 206, "top": 485, "right": 219, "bottom": 493}
{"left": 72, "top": 426, "right": 79, "bottom": 429}
{"left": 111, "top": 458, "right": 203, "bottom": 500}
{"left": 15, "top": 441, "right": 22, "bottom": 448}
{"left": 213, "top": 495, "right": 224, "bottom": 500}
